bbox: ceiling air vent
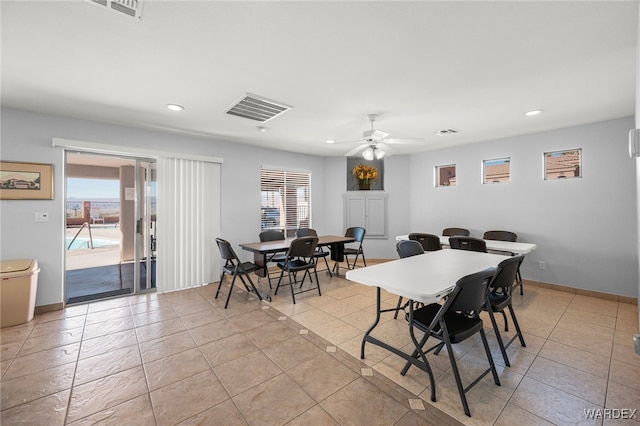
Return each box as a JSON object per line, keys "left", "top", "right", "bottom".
{"left": 87, "top": 0, "right": 144, "bottom": 19}
{"left": 224, "top": 93, "right": 292, "bottom": 123}
{"left": 435, "top": 128, "right": 459, "bottom": 136}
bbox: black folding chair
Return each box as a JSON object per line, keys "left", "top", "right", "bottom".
{"left": 449, "top": 236, "right": 487, "bottom": 252}
{"left": 215, "top": 238, "right": 267, "bottom": 309}
{"left": 275, "top": 236, "right": 320, "bottom": 304}
{"left": 344, "top": 227, "right": 367, "bottom": 269}
{"left": 442, "top": 227, "right": 470, "bottom": 237}
{"left": 259, "top": 230, "right": 288, "bottom": 288}
{"left": 297, "top": 228, "right": 332, "bottom": 277}
{"left": 484, "top": 230, "right": 524, "bottom": 295}
{"left": 393, "top": 240, "right": 425, "bottom": 319}
{"left": 409, "top": 233, "right": 442, "bottom": 252}
{"left": 483, "top": 255, "right": 526, "bottom": 367}
{"left": 401, "top": 268, "right": 501, "bottom": 417}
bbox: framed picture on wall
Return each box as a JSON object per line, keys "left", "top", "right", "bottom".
{"left": 0, "top": 161, "right": 54, "bottom": 200}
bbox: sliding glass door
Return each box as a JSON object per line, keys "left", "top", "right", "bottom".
{"left": 65, "top": 152, "right": 157, "bottom": 303}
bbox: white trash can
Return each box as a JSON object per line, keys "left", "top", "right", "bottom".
{"left": 1, "top": 259, "right": 40, "bottom": 328}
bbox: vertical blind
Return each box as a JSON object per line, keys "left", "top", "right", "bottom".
{"left": 156, "top": 158, "right": 221, "bottom": 293}
{"left": 260, "top": 168, "right": 311, "bottom": 237}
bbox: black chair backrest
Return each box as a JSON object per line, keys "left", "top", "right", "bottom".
{"left": 259, "top": 230, "right": 285, "bottom": 242}
{"left": 296, "top": 228, "right": 318, "bottom": 237}
{"left": 345, "top": 227, "right": 366, "bottom": 243}
{"left": 216, "top": 238, "right": 238, "bottom": 262}
{"left": 483, "top": 230, "right": 517, "bottom": 242}
{"left": 287, "top": 236, "right": 319, "bottom": 258}
{"left": 449, "top": 236, "right": 487, "bottom": 252}
{"left": 409, "top": 233, "right": 442, "bottom": 251}
{"left": 447, "top": 268, "right": 496, "bottom": 315}
{"left": 442, "top": 227, "right": 470, "bottom": 237}
{"left": 489, "top": 255, "right": 524, "bottom": 293}
{"left": 396, "top": 240, "right": 425, "bottom": 259}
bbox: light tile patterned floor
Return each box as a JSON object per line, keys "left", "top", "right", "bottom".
{"left": 1, "top": 261, "right": 639, "bottom": 425}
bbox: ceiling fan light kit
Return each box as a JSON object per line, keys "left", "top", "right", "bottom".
{"left": 337, "top": 113, "right": 426, "bottom": 158}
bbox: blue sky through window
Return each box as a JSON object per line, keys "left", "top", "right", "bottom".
{"left": 67, "top": 178, "right": 119, "bottom": 199}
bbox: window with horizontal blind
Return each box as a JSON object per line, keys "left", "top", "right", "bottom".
{"left": 260, "top": 168, "right": 311, "bottom": 237}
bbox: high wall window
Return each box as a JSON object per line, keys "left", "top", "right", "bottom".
{"left": 435, "top": 164, "right": 456, "bottom": 187}
{"left": 544, "top": 149, "right": 581, "bottom": 180}
{"left": 260, "top": 168, "right": 311, "bottom": 237}
{"left": 483, "top": 158, "right": 511, "bottom": 184}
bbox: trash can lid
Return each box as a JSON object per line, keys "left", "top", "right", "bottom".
{"left": 1, "top": 259, "right": 37, "bottom": 275}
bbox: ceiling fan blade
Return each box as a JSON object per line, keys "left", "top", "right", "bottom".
{"left": 384, "top": 138, "right": 426, "bottom": 145}
{"left": 363, "top": 129, "right": 389, "bottom": 141}
{"left": 375, "top": 143, "right": 394, "bottom": 156}
{"left": 332, "top": 139, "right": 362, "bottom": 145}
{"left": 344, "top": 144, "right": 367, "bottom": 157}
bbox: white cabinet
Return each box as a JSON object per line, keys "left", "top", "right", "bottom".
{"left": 343, "top": 192, "right": 388, "bottom": 239}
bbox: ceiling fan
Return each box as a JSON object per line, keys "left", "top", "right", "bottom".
{"left": 338, "top": 114, "right": 426, "bottom": 159}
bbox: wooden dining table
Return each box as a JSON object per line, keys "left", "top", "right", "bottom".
{"left": 239, "top": 234, "right": 356, "bottom": 277}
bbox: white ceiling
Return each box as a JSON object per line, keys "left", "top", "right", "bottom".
{"left": 2, "top": 1, "right": 638, "bottom": 157}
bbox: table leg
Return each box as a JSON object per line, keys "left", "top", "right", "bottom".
{"left": 360, "top": 289, "right": 437, "bottom": 401}
{"left": 329, "top": 243, "right": 346, "bottom": 277}
{"left": 361, "top": 287, "right": 383, "bottom": 358}
{"left": 405, "top": 301, "right": 436, "bottom": 402}
{"left": 253, "top": 253, "right": 267, "bottom": 278}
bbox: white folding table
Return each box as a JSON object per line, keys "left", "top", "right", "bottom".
{"left": 395, "top": 234, "right": 537, "bottom": 255}
{"left": 345, "top": 250, "right": 509, "bottom": 400}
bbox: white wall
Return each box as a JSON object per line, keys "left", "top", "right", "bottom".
{"left": 2, "top": 108, "right": 637, "bottom": 308}
{"left": 409, "top": 117, "right": 638, "bottom": 297}
{"left": 0, "top": 108, "right": 328, "bottom": 307}
{"left": 323, "top": 154, "right": 411, "bottom": 260}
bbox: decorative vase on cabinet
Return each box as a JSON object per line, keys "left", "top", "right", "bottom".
{"left": 359, "top": 182, "right": 370, "bottom": 190}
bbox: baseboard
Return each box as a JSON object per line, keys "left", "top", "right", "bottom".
{"left": 524, "top": 279, "right": 638, "bottom": 305}
{"left": 34, "top": 302, "right": 65, "bottom": 314}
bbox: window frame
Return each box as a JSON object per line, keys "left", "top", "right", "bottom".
{"left": 260, "top": 167, "right": 311, "bottom": 237}
{"left": 544, "top": 148, "right": 582, "bottom": 180}
{"left": 435, "top": 164, "right": 457, "bottom": 187}
{"left": 482, "top": 157, "right": 511, "bottom": 184}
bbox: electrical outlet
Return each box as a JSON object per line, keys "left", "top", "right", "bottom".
{"left": 34, "top": 212, "right": 49, "bottom": 222}
{"left": 538, "top": 261, "right": 546, "bottom": 270}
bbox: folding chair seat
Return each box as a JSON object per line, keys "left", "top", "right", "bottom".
{"left": 483, "top": 230, "right": 524, "bottom": 295}
{"left": 449, "top": 236, "right": 487, "bottom": 252}
{"left": 215, "top": 238, "right": 265, "bottom": 309}
{"left": 401, "top": 268, "right": 500, "bottom": 417}
{"left": 482, "top": 255, "right": 526, "bottom": 367}
{"left": 259, "top": 230, "right": 288, "bottom": 288}
{"left": 343, "top": 226, "right": 366, "bottom": 270}
{"left": 297, "top": 228, "right": 332, "bottom": 277}
{"left": 393, "top": 240, "right": 425, "bottom": 319}
{"left": 275, "top": 236, "right": 320, "bottom": 304}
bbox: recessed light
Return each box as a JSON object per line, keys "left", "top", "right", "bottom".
{"left": 326, "top": 140, "right": 336, "bottom": 144}
{"left": 257, "top": 126, "right": 268, "bottom": 132}
{"left": 524, "top": 109, "right": 543, "bottom": 116}
{"left": 166, "top": 104, "right": 184, "bottom": 111}
{"left": 435, "top": 128, "right": 459, "bottom": 136}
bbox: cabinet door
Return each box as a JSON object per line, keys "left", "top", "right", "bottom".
{"left": 344, "top": 192, "right": 387, "bottom": 239}
{"left": 365, "top": 195, "right": 387, "bottom": 237}
{"left": 345, "top": 195, "right": 366, "bottom": 228}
